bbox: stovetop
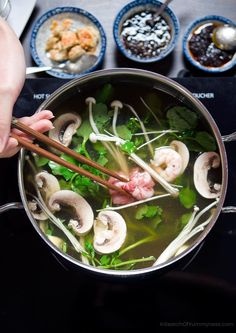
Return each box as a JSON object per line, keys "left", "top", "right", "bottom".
{"left": 0, "top": 78, "right": 236, "bottom": 332}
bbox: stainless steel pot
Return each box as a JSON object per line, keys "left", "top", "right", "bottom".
{"left": 1, "top": 68, "right": 236, "bottom": 278}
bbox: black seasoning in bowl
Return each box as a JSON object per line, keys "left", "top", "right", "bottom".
{"left": 113, "top": 0, "right": 179, "bottom": 63}
{"left": 121, "top": 11, "right": 171, "bottom": 59}
{"left": 183, "top": 15, "right": 236, "bottom": 73}
{"left": 188, "top": 23, "right": 234, "bottom": 68}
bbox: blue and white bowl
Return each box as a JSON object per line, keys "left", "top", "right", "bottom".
{"left": 183, "top": 15, "right": 236, "bottom": 73}
{"left": 30, "top": 7, "right": 106, "bottom": 79}
{"left": 113, "top": 0, "right": 179, "bottom": 63}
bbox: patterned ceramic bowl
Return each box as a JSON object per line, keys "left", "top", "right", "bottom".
{"left": 30, "top": 6, "right": 106, "bottom": 79}
{"left": 183, "top": 15, "right": 236, "bottom": 73}
{"left": 113, "top": 0, "right": 179, "bottom": 63}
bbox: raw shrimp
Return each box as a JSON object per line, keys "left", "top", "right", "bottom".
{"left": 151, "top": 147, "right": 182, "bottom": 182}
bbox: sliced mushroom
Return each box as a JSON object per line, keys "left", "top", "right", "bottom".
{"left": 49, "top": 113, "right": 81, "bottom": 149}
{"left": 35, "top": 171, "right": 60, "bottom": 202}
{"left": 170, "top": 140, "right": 190, "bottom": 173}
{"left": 48, "top": 190, "right": 94, "bottom": 236}
{"left": 93, "top": 211, "right": 127, "bottom": 254}
{"left": 28, "top": 200, "right": 48, "bottom": 220}
{"left": 194, "top": 152, "right": 221, "bottom": 199}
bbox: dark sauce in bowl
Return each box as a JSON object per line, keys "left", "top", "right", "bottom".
{"left": 188, "top": 23, "right": 235, "bottom": 68}
{"left": 120, "top": 11, "right": 171, "bottom": 59}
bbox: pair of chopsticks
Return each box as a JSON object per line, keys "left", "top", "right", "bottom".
{"left": 11, "top": 117, "right": 129, "bottom": 195}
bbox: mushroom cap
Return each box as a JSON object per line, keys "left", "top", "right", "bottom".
{"left": 35, "top": 171, "right": 60, "bottom": 202}
{"left": 111, "top": 100, "right": 123, "bottom": 109}
{"left": 93, "top": 210, "right": 127, "bottom": 254}
{"left": 194, "top": 152, "right": 221, "bottom": 199}
{"left": 48, "top": 190, "right": 94, "bottom": 236}
{"left": 28, "top": 200, "right": 48, "bottom": 220}
{"left": 49, "top": 113, "right": 81, "bottom": 149}
{"left": 170, "top": 140, "right": 190, "bottom": 173}
{"left": 85, "top": 97, "right": 96, "bottom": 105}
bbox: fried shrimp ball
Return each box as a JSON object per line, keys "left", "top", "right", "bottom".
{"left": 77, "top": 26, "right": 99, "bottom": 51}
{"left": 68, "top": 45, "right": 85, "bottom": 61}
{"left": 60, "top": 30, "right": 79, "bottom": 49}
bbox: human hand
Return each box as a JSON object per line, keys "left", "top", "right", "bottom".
{"left": 0, "top": 111, "right": 55, "bottom": 158}
{"left": 0, "top": 17, "right": 26, "bottom": 152}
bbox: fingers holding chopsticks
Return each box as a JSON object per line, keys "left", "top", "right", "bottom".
{"left": 0, "top": 110, "right": 55, "bottom": 158}
{"left": 12, "top": 110, "right": 54, "bottom": 138}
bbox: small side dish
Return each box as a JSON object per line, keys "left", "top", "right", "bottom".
{"left": 30, "top": 7, "right": 106, "bottom": 79}
{"left": 113, "top": 0, "right": 179, "bottom": 63}
{"left": 120, "top": 10, "right": 171, "bottom": 59}
{"left": 45, "top": 18, "right": 99, "bottom": 62}
{"left": 183, "top": 15, "right": 236, "bottom": 72}
{"left": 189, "top": 23, "right": 234, "bottom": 68}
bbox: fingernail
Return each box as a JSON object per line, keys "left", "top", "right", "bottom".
{"left": 0, "top": 137, "right": 5, "bottom": 153}
{"left": 44, "top": 110, "right": 55, "bottom": 119}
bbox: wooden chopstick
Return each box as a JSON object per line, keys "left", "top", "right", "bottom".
{"left": 11, "top": 118, "right": 128, "bottom": 183}
{"left": 10, "top": 131, "right": 130, "bottom": 195}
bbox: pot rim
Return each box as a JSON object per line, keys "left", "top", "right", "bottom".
{"left": 18, "top": 68, "right": 228, "bottom": 277}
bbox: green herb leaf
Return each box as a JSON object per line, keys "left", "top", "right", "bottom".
{"left": 144, "top": 92, "right": 162, "bottom": 116}
{"left": 133, "top": 135, "right": 145, "bottom": 148}
{"left": 126, "top": 117, "right": 141, "bottom": 133}
{"left": 167, "top": 106, "right": 198, "bottom": 131}
{"left": 194, "top": 131, "right": 217, "bottom": 151}
{"left": 71, "top": 174, "right": 99, "bottom": 197}
{"left": 135, "top": 205, "right": 163, "bottom": 221}
{"left": 85, "top": 241, "right": 95, "bottom": 259}
{"left": 152, "top": 215, "right": 163, "bottom": 229}
{"left": 48, "top": 154, "right": 79, "bottom": 181}
{"left": 34, "top": 155, "right": 49, "bottom": 167}
{"left": 58, "top": 179, "right": 71, "bottom": 190}
{"left": 96, "top": 154, "right": 108, "bottom": 166}
{"left": 120, "top": 141, "right": 136, "bottom": 154}
{"left": 93, "top": 103, "right": 111, "bottom": 131}
{"left": 112, "top": 258, "right": 123, "bottom": 266}
{"left": 180, "top": 212, "right": 193, "bottom": 228}
{"left": 77, "top": 120, "right": 93, "bottom": 142}
{"left": 100, "top": 255, "right": 111, "bottom": 266}
{"left": 45, "top": 221, "right": 54, "bottom": 236}
{"left": 93, "top": 141, "right": 106, "bottom": 154}
{"left": 116, "top": 125, "right": 132, "bottom": 140}
{"left": 182, "top": 139, "right": 203, "bottom": 152}
{"left": 74, "top": 144, "right": 87, "bottom": 156}
{"left": 95, "top": 83, "right": 114, "bottom": 104}
{"left": 62, "top": 241, "right": 67, "bottom": 253}
{"left": 71, "top": 135, "right": 83, "bottom": 148}
{"left": 48, "top": 160, "right": 74, "bottom": 181}
{"left": 179, "top": 187, "right": 197, "bottom": 209}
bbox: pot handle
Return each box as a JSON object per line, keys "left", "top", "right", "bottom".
{"left": 222, "top": 206, "right": 236, "bottom": 213}
{"left": 0, "top": 202, "right": 24, "bottom": 214}
{"left": 221, "top": 132, "right": 236, "bottom": 212}
{"left": 222, "top": 132, "right": 236, "bottom": 142}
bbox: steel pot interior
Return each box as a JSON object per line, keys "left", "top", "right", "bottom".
{"left": 18, "top": 68, "right": 228, "bottom": 278}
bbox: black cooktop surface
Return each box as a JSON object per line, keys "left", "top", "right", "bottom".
{"left": 0, "top": 78, "right": 235, "bottom": 332}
